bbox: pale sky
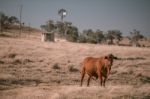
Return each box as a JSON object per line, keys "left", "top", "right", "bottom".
{"left": 0, "top": 0, "right": 150, "bottom": 36}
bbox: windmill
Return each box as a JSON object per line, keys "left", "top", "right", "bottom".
{"left": 58, "top": 8, "right": 68, "bottom": 36}
{"left": 58, "top": 8, "right": 67, "bottom": 22}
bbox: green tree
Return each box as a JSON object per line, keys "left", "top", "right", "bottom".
{"left": 83, "top": 29, "right": 93, "bottom": 37}
{"left": 40, "top": 24, "right": 47, "bottom": 31}
{"left": 8, "top": 16, "right": 19, "bottom": 24}
{"left": 66, "top": 25, "right": 79, "bottom": 42}
{"left": 41, "top": 19, "right": 79, "bottom": 41}
{"left": 55, "top": 21, "right": 64, "bottom": 37}
{"left": 106, "top": 30, "right": 122, "bottom": 44}
{"left": 80, "top": 29, "right": 105, "bottom": 44}
{"left": 0, "top": 12, "right": 9, "bottom": 31}
{"left": 47, "top": 20, "right": 55, "bottom": 32}
{"left": 55, "top": 21, "right": 74, "bottom": 38}
{"left": 78, "top": 34, "right": 87, "bottom": 43}
{"left": 40, "top": 20, "right": 55, "bottom": 32}
{"left": 82, "top": 29, "right": 97, "bottom": 43}
{"left": 95, "top": 29, "right": 105, "bottom": 43}
{"left": 130, "top": 29, "right": 144, "bottom": 46}
{"left": 0, "top": 12, "right": 19, "bottom": 32}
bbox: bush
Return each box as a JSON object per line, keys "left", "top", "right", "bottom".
{"left": 66, "top": 28, "right": 79, "bottom": 42}
{"left": 0, "top": 60, "right": 4, "bottom": 64}
{"left": 78, "top": 35, "right": 87, "bottom": 43}
{"left": 8, "top": 53, "right": 17, "bottom": 58}
{"left": 68, "top": 65, "right": 79, "bottom": 72}
{"left": 52, "top": 63, "right": 60, "bottom": 69}
{"left": 79, "top": 29, "right": 106, "bottom": 44}
{"left": 12, "top": 59, "right": 22, "bottom": 65}
{"left": 66, "top": 33, "right": 78, "bottom": 42}
{"left": 86, "top": 36, "right": 97, "bottom": 44}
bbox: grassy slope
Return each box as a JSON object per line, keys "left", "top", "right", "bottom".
{"left": 0, "top": 36, "right": 150, "bottom": 99}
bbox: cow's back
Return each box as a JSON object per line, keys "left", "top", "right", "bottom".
{"left": 82, "top": 57, "right": 99, "bottom": 77}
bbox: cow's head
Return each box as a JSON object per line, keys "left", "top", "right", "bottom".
{"left": 105, "top": 54, "right": 118, "bottom": 60}
{"left": 104, "top": 54, "right": 118, "bottom": 70}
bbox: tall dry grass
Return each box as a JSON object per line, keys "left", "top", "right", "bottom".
{"left": 0, "top": 37, "right": 150, "bottom": 99}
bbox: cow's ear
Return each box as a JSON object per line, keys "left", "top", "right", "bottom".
{"left": 105, "top": 56, "right": 108, "bottom": 59}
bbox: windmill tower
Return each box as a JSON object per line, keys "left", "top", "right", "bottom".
{"left": 58, "top": 8, "right": 67, "bottom": 23}
{"left": 58, "top": 9, "right": 68, "bottom": 37}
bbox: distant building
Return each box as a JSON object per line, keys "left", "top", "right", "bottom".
{"left": 41, "top": 32, "right": 54, "bottom": 42}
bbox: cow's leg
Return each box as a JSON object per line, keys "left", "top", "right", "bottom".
{"left": 103, "top": 77, "right": 107, "bottom": 87}
{"left": 80, "top": 68, "right": 85, "bottom": 86}
{"left": 87, "top": 76, "right": 91, "bottom": 87}
{"left": 98, "top": 72, "right": 103, "bottom": 86}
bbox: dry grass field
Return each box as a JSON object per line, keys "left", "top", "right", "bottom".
{"left": 0, "top": 33, "right": 150, "bottom": 99}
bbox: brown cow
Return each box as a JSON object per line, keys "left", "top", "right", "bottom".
{"left": 80, "top": 54, "right": 117, "bottom": 87}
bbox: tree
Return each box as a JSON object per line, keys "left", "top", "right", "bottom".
{"left": 0, "top": 12, "right": 19, "bottom": 32}
{"left": 78, "top": 34, "right": 87, "bottom": 43}
{"left": 83, "top": 29, "right": 93, "bottom": 36}
{"left": 40, "top": 20, "right": 55, "bottom": 32}
{"left": 82, "top": 29, "right": 97, "bottom": 43}
{"left": 66, "top": 25, "right": 79, "bottom": 42}
{"left": 80, "top": 29, "right": 105, "bottom": 44}
{"left": 47, "top": 20, "right": 55, "bottom": 32}
{"left": 40, "top": 24, "right": 47, "bottom": 31}
{"left": 130, "top": 29, "right": 144, "bottom": 47}
{"left": 8, "top": 16, "right": 19, "bottom": 24}
{"left": 64, "top": 21, "right": 72, "bottom": 37}
{"left": 55, "top": 21, "right": 64, "bottom": 37}
{"left": 106, "top": 30, "right": 122, "bottom": 44}
{"left": 0, "top": 12, "right": 9, "bottom": 31}
{"left": 95, "top": 29, "right": 105, "bottom": 43}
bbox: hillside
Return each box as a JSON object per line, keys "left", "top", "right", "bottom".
{"left": 0, "top": 25, "right": 42, "bottom": 38}
{"left": 0, "top": 36, "right": 150, "bottom": 99}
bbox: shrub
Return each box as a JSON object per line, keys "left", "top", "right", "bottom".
{"left": 12, "top": 59, "right": 22, "bottom": 65}
{"left": 8, "top": 53, "right": 17, "bottom": 58}
{"left": 52, "top": 63, "right": 60, "bottom": 69}
{"left": 0, "top": 60, "right": 4, "bottom": 64}
{"left": 23, "top": 59, "right": 33, "bottom": 63}
{"left": 0, "top": 34, "right": 12, "bottom": 38}
{"left": 68, "top": 65, "right": 79, "bottom": 72}
{"left": 86, "top": 36, "right": 97, "bottom": 44}
{"left": 78, "top": 35, "right": 87, "bottom": 43}
{"left": 66, "top": 28, "right": 79, "bottom": 42}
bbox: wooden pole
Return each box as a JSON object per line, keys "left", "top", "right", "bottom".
{"left": 0, "top": 13, "right": 2, "bottom": 33}
{"left": 19, "top": 5, "right": 23, "bottom": 36}
{"left": 28, "top": 23, "right": 31, "bottom": 37}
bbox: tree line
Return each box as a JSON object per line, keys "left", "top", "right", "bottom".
{"left": 0, "top": 12, "right": 146, "bottom": 47}
{"left": 41, "top": 20, "right": 79, "bottom": 42}
{"left": 0, "top": 12, "right": 19, "bottom": 32}
{"left": 41, "top": 20, "right": 145, "bottom": 46}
